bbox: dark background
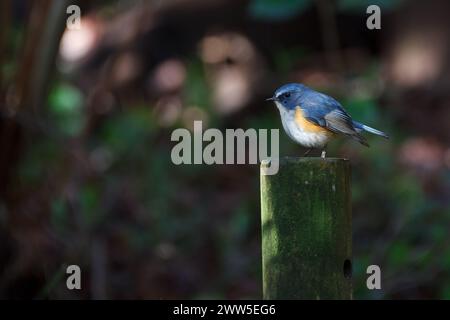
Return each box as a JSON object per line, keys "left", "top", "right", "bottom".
{"left": 0, "top": 0, "right": 449, "bottom": 299}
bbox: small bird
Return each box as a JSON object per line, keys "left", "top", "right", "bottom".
{"left": 267, "top": 83, "right": 388, "bottom": 157}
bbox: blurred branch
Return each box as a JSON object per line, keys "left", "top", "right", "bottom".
{"left": 0, "top": 0, "right": 53, "bottom": 195}
{"left": 0, "top": 0, "right": 74, "bottom": 198}
{"left": 30, "top": 0, "right": 73, "bottom": 112}
{"left": 315, "top": 0, "right": 345, "bottom": 72}
{"left": 14, "top": 0, "right": 52, "bottom": 112}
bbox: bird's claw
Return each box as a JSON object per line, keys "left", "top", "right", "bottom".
{"left": 303, "top": 148, "right": 312, "bottom": 157}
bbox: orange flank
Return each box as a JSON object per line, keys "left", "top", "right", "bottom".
{"left": 294, "top": 106, "right": 333, "bottom": 135}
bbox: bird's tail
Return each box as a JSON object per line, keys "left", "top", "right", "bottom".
{"left": 353, "top": 121, "right": 389, "bottom": 139}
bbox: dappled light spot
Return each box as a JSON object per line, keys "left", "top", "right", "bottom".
{"left": 199, "top": 35, "right": 229, "bottom": 64}
{"left": 59, "top": 17, "right": 99, "bottom": 64}
{"left": 182, "top": 106, "right": 209, "bottom": 131}
{"left": 150, "top": 59, "right": 186, "bottom": 93}
{"left": 398, "top": 137, "right": 446, "bottom": 172}
{"left": 198, "top": 32, "right": 262, "bottom": 115}
{"left": 155, "top": 242, "right": 177, "bottom": 260}
{"left": 213, "top": 66, "right": 250, "bottom": 114}
{"left": 389, "top": 34, "right": 445, "bottom": 87}
{"left": 299, "top": 70, "right": 337, "bottom": 89}
{"left": 154, "top": 96, "right": 183, "bottom": 127}
{"left": 111, "top": 51, "right": 142, "bottom": 86}
{"left": 199, "top": 33, "right": 255, "bottom": 64}
{"left": 90, "top": 147, "right": 114, "bottom": 173}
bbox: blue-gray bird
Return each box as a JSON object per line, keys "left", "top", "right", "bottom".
{"left": 267, "top": 83, "right": 388, "bottom": 157}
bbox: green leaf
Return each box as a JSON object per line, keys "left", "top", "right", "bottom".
{"left": 49, "top": 84, "right": 83, "bottom": 114}
{"left": 48, "top": 83, "right": 85, "bottom": 136}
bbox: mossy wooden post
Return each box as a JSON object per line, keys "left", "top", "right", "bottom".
{"left": 260, "top": 157, "right": 352, "bottom": 299}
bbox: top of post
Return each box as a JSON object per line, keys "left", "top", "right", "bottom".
{"left": 261, "top": 157, "right": 348, "bottom": 166}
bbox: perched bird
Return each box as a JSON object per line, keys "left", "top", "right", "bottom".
{"left": 267, "top": 83, "right": 388, "bottom": 157}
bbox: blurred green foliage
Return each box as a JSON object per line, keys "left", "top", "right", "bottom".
{"left": 249, "top": 0, "right": 404, "bottom": 21}
{"left": 2, "top": 0, "right": 449, "bottom": 300}
{"left": 14, "top": 49, "right": 449, "bottom": 299}
{"left": 249, "top": 0, "right": 312, "bottom": 21}
{"left": 48, "top": 83, "right": 85, "bottom": 136}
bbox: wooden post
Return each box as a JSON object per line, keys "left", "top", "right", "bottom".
{"left": 260, "top": 157, "right": 352, "bottom": 299}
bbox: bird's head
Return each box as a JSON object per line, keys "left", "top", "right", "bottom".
{"left": 266, "top": 83, "right": 307, "bottom": 110}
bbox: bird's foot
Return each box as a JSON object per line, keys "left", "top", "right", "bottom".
{"left": 321, "top": 150, "right": 326, "bottom": 158}
{"left": 303, "top": 148, "right": 312, "bottom": 157}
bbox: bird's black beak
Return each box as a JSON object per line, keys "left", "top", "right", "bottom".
{"left": 266, "top": 96, "right": 276, "bottom": 101}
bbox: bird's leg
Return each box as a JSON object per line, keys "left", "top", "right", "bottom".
{"left": 321, "top": 145, "right": 327, "bottom": 159}
{"left": 303, "top": 148, "right": 312, "bottom": 157}
{"left": 320, "top": 144, "right": 328, "bottom": 159}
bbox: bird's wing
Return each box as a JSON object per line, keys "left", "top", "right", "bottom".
{"left": 297, "top": 91, "right": 369, "bottom": 146}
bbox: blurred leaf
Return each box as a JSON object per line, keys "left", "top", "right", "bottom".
{"left": 430, "top": 225, "right": 447, "bottom": 242}
{"left": 249, "top": 0, "right": 312, "bottom": 21}
{"left": 387, "top": 242, "right": 409, "bottom": 267}
{"left": 184, "top": 59, "right": 210, "bottom": 110}
{"left": 102, "top": 107, "right": 155, "bottom": 157}
{"left": 49, "top": 83, "right": 83, "bottom": 114}
{"left": 391, "top": 174, "right": 425, "bottom": 215}
{"left": 48, "top": 83, "right": 85, "bottom": 136}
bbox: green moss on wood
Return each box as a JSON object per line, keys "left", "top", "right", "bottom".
{"left": 260, "top": 157, "right": 352, "bottom": 299}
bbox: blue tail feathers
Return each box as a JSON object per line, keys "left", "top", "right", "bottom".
{"left": 353, "top": 121, "right": 389, "bottom": 139}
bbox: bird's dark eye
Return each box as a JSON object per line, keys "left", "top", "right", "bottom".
{"left": 285, "top": 93, "right": 291, "bottom": 98}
